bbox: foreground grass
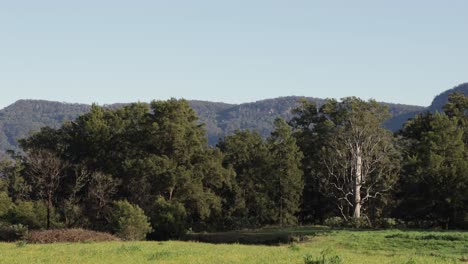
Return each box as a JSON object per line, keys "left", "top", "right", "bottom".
{"left": 0, "top": 227, "right": 467, "bottom": 263}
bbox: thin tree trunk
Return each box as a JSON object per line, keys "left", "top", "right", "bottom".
{"left": 353, "top": 145, "right": 362, "bottom": 219}
{"left": 47, "top": 192, "right": 52, "bottom": 229}
{"left": 168, "top": 187, "right": 174, "bottom": 201}
{"left": 280, "top": 198, "right": 283, "bottom": 227}
{"left": 279, "top": 175, "right": 283, "bottom": 227}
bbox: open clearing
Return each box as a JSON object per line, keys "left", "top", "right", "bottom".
{"left": 0, "top": 227, "right": 466, "bottom": 264}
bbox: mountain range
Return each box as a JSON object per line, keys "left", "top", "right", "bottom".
{"left": 0, "top": 83, "right": 467, "bottom": 155}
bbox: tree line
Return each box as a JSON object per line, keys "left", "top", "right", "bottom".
{"left": 0, "top": 93, "right": 467, "bottom": 240}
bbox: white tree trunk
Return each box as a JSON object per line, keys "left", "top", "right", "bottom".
{"left": 353, "top": 145, "right": 362, "bottom": 219}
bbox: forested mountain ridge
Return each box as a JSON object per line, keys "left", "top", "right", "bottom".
{"left": 0, "top": 98, "right": 422, "bottom": 154}
{"left": 0, "top": 88, "right": 467, "bottom": 237}
{"left": 0, "top": 84, "right": 466, "bottom": 154}
{"left": 428, "top": 83, "right": 468, "bottom": 111}
{"left": 0, "top": 100, "right": 91, "bottom": 154}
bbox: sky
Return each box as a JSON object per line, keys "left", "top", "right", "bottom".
{"left": 0, "top": 0, "right": 467, "bottom": 109}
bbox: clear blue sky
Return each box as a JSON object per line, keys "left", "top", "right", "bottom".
{"left": 1, "top": 0, "right": 467, "bottom": 109}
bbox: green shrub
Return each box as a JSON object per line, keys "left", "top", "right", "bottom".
{"left": 323, "top": 217, "right": 344, "bottom": 228}
{"left": 110, "top": 200, "right": 152, "bottom": 241}
{"left": 405, "top": 219, "right": 438, "bottom": 229}
{"left": 347, "top": 217, "right": 370, "bottom": 229}
{"left": 0, "top": 192, "right": 13, "bottom": 219}
{"left": 149, "top": 197, "right": 187, "bottom": 240}
{"left": 10, "top": 201, "right": 49, "bottom": 229}
{"left": 380, "top": 218, "right": 398, "bottom": 229}
{"left": 0, "top": 222, "right": 29, "bottom": 241}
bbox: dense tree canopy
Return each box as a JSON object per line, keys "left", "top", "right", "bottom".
{"left": 18, "top": 99, "right": 235, "bottom": 237}
{"left": 397, "top": 94, "right": 468, "bottom": 228}
{"left": 290, "top": 98, "right": 399, "bottom": 223}
{"left": 217, "top": 119, "right": 303, "bottom": 228}
{"left": 0, "top": 93, "right": 466, "bottom": 242}
{"left": 0, "top": 95, "right": 431, "bottom": 155}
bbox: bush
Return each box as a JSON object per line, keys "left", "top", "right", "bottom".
{"left": 380, "top": 218, "right": 398, "bottom": 229}
{"left": 404, "top": 219, "right": 438, "bottom": 229}
{"left": 0, "top": 222, "right": 29, "bottom": 241}
{"left": 27, "top": 229, "right": 119, "bottom": 243}
{"left": 149, "top": 197, "right": 187, "bottom": 240}
{"left": 324, "top": 217, "right": 344, "bottom": 228}
{"left": 10, "top": 201, "right": 50, "bottom": 229}
{"left": 347, "top": 218, "right": 371, "bottom": 229}
{"left": 110, "top": 200, "right": 152, "bottom": 241}
{"left": 0, "top": 192, "right": 13, "bottom": 219}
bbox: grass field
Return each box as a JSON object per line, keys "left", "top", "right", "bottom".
{"left": 0, "top": 227, "right": 466, "bottom": 263}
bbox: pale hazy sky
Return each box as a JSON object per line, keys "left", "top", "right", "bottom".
{"left": 1, "top": 0, "right": 467, "bottom": 109}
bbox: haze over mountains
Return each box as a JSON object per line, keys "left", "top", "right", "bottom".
{"left": 0, "top": 83, "right": 467, "bottom": 155}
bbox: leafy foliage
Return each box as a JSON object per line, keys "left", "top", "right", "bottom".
{"left": 150, "top": 197, "right": 187, "bottom": 240}
{"left": 323, "top": 217, "right": 345, "bottom": 228}
{"left": 9, "top": 201, "right": 49, "bottom": 229}
{"left": 397, "top": 111, "right": 468, "bottom": 228}
{"left": 0, "top": 96, "right": 428, "bottom": 155}
{"left": 109, "top": 200, "right": 152, "bottom": 241}
{"left": 0, "top": 223, "right": 28, "bottom": 242}
{"left": 0, "top": 91, "right": 467, "bottom": 242}
{"left": 16, "top": 99, "right": 235, "bottom": 238}
{"left": 217, "top": 119, "right": 304, "bottom": 228}
{"left": 268, "top": 118, "right": 304, "bottom": 226}
{"left": 290, "top": 98, "right": 399, "bottom": 224}
{"left": 0, "top": 191, "right": 13, "bottom": 219}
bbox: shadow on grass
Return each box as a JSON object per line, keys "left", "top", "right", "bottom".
{"left": 181, "top": 226, "right": 468, "bottom": 246}
{"left": 181, "top": 226, "right": 332, "bottom": 246}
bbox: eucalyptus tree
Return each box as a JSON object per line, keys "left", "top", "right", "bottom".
{"left": 320, "top": 98, "right": 399, "bottom": 220}
{"left": 291, "top": 98, "right": 399, "bottom": 222}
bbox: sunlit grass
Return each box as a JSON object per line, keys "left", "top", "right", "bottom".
{"left": 0, "top": 227, "right": 466, "bottom": 263}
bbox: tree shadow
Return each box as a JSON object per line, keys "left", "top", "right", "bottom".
{"left": 180, "top": 226, "right": 333, "bottom": 246}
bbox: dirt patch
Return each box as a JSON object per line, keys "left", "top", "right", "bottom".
{"left": 27, "top": 229, "right": 120, "bottom": 243}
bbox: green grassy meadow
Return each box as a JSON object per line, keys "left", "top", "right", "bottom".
{"left": 0, "top": 227, "right": 466, "bottom": 264}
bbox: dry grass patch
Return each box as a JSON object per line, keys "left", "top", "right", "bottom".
{"left": 27, "top": 228, "right": 120, "bottom": 243}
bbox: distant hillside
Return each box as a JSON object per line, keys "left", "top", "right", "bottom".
{"left": 1, "top": 83, "right": 467, "bottom": 155}
{"left": 0, "top": 100, "right": 91, "bottom": 154}
{"left": 0, "top": 83, "right": 468, "bottom": 154}
{"left": 0, "top": 98, "right": 422, "bottom": 154}
{"left": 384, "top": 83, "right": 468, "bottom": 131}
{"left": 428, "top": 83, "right": 468, "bottom": 112}
{"left": 215, "top": 97, "right": 323, "bottom": 140}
